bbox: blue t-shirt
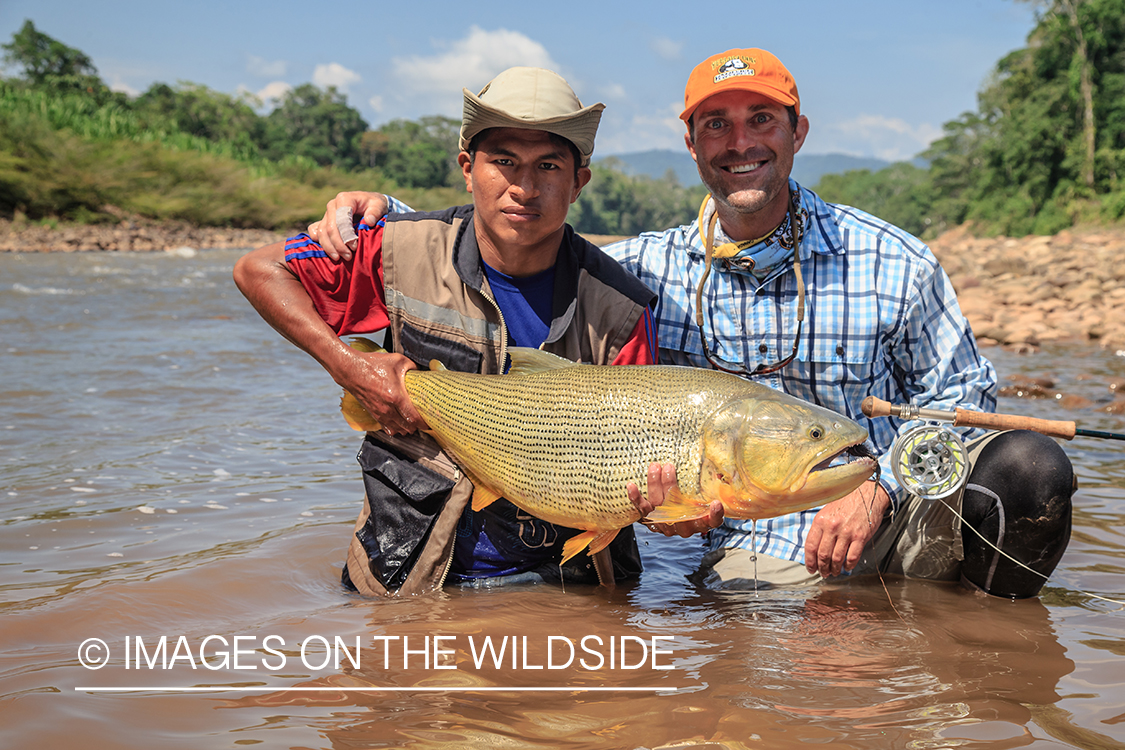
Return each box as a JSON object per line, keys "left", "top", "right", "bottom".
{"left": 481, "top": 262, "right": 554, "bottom": 349}
{"left": 449, "top": 261, "right": 581, "bottom": 581}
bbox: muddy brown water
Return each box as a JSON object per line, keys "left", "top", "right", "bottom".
{"left": 2, "top": 249, "right": 1124, "bottom": 749}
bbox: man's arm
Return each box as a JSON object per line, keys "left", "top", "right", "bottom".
{"left": 805, "top": 235, "right": 990, "bottom": 578}
{"left": 232, "top": 241, "right": 425, "bottom": 435}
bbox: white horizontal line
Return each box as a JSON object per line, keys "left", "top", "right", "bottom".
{"left": 75, "top": 686, "right": 675, "bottom": 693}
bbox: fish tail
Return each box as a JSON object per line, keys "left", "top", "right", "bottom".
{"left": 339, "top": 337, "right": 387, "bottom": 432}
{"left": 561, "top": 529, "right": 620, "bottom": 565}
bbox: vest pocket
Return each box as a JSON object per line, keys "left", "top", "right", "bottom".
{"left": 401, "top": 322, "right": 484, "bottom": 373}
{"left": 356, "top": 436, "right": 456, "bottom": 590}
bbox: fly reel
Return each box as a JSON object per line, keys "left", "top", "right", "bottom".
{"left": 890, "top": 424, "right": 969, "bottom": 499}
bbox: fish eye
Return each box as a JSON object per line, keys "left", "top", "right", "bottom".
{"left": 808, "top": 426, "right": 824, "bottom": 440}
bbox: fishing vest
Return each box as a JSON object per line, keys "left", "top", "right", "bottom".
{"left": 344, "top": 205, "right": 655, "bottom": 597}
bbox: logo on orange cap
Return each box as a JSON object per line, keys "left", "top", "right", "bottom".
{"left": 680, "top": 48, "right": 800, "bottom": 122}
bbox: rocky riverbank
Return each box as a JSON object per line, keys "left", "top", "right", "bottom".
{"left": 0, "top": 218, "right": 283, "bottom": 254}
{"left": 4, "top": 218, "right": 1125, "bottom": 354}
{"left": 929, "top": 225, "right": 1125, "bottom": 354}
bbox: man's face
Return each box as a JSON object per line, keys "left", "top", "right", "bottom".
{"left": 685, "top": 90, "right": 809, "bottom": 221}
{"left": 459, "top": 128, "right": 591, "bottom": 267}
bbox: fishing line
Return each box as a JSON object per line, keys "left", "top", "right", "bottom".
{"left": 939, "top": 495, "right": 1125, "bottom": 608}
{"left": 862, "top": 396, "right": 1125, "bottom": 608}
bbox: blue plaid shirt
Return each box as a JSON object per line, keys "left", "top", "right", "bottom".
{"left": 604, "top": 181, "right": 997, "bottom": 562}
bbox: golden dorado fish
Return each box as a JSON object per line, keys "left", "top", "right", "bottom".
{"left": 341, "top": 341, "right": 876, "bottom": 563}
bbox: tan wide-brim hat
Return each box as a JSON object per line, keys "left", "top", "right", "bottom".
{"left": 460, "top": 67, "right": 605, "bottom": 167}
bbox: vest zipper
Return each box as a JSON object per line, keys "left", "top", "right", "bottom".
{"left": 479, "top": 286, "right": 509, "bottom": 371}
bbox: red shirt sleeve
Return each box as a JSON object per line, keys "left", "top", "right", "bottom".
{"left": 283, "top": 222, "right": 390, "bottom": 336}
{"left": 611, "top": 307, "right": 659, "bottom": 365}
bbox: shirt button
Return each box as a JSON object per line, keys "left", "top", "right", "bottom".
{"left": 759, "top": 343, "right": 769, "bottom": 353}
{"left": 836, "top": 345, "right": 845, "bottom": 357}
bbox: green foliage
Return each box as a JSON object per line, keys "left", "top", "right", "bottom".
{"left": 1, "top": 19, "right": 108, "bottom": 99}
{"left": 570, "top": 160, "right": 706, "bottom": 236}
{"left": 135, "top": 82, "right": 265, "bottom": 155}
{"left": 816, "top": 0, "right": 1125, "bottom": 237}
{"left": 0, "top": 98, "right": 390, "bottom": 228}
{"left": 264, "top": 84, "right": 368, "bottom": 169}
{"left": 367, "top": 116, "right": 461, "bottom": 188}
{"left": 815, "top": 163, "right": 934, "bottom": 237}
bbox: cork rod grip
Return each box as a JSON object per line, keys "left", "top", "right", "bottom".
{"left": 860, "top": 396, "right": 1077, "bottom": 440}
{"left": 951, "top": 408, "right": 1077, "bottom": 440}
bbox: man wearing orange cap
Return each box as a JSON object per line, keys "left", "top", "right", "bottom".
{"left": 234, "top": 67, "right": 657, "bottom": 596}
{"left": 307, "top": 50, "right": 1074, "bottom": 599}
{"left": 612, "top": 48, "right": 1073, "bottom": 599}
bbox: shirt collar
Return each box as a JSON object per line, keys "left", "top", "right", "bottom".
{"left": 688, "top": 179, "right": 847, "bottom": 266}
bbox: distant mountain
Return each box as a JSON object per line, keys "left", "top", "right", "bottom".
{"left": 595, "top": 149, "right": 898, "bottom": 188}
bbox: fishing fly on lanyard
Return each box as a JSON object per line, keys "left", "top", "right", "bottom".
{"left": 693, "top": 191, "right": 806, "bottom": 377}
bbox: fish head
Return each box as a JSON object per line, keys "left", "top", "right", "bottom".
{"left": 700, "top": 394, "right": 877, "bottom": 519}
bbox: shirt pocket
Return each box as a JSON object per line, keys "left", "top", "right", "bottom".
{"left": 791, "top": 334, "right": 882, "bottom": 392}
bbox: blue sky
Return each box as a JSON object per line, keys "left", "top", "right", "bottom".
{"left": 1, "top": 0, "right": 1038, "bottom": 160}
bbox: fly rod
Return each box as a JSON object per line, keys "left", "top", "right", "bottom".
{"left": 861, "top": 396, "right": 1125, "bottom": 442}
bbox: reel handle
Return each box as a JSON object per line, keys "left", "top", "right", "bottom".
{"left": 861, "top": 396, "right": 1078, "bottom": 440}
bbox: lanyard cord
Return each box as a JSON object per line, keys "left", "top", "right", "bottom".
{"left": 694, "top": 193, "right": 806, "bottom": 376}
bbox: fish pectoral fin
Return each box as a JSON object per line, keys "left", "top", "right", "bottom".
{"left": 561, "top": 529, "right": 620, "bottom": 564}
{"left": 427, "top": 359, "right": 448, "bottom": 371}
{"left": 470, "top": 484, "right": 503, "bottom": 512}
{"left": 340, "top": 390, "right": 382, "bottom": 432}
{"left": 643, "top": 487, "right": 713, "bottom": 524}
{"left": 458, "top": 465, "right": 503, "bottom": 511}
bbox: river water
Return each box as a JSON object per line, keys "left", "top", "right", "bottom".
{"left": 2, "top": 248, "right": 1124, "bottom": 750}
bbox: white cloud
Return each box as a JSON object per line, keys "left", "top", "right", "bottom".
{"left": 256, "top": 80, "right": 293, "bottom": 104}
{"left": 595, "top": 101, "right": 687, "bottom": 155}
{"left": 390, "top": 26, "right": 560, "bottom": 116}
{"left": 810, "top": 114, "right": 942, "bottom": 161}
{"left": 312, "top": 62, "right": 361, "bottom": 93}
{"left": 599, "top": 83, "right": 627, "bottom": 100}
{"left": 368, "top": 95, "right": 385, "bottom": 113}
{"left": 108, "top": 77, "right": 140, "bottom": 97}
{"left": 247, "top": 54, "right": 287, "bottom": 78}
{"left": 650, "top": 36, "right": 683, "bottom": 62}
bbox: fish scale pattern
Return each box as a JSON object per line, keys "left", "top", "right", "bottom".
{"left": 404, "top": 364, "right": 771, "bottom": 531}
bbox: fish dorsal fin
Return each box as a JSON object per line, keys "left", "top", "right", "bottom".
{"left": 339, "top": 338, "right": 387, "bottom": 432}
{"left": 348, "top": 336, "right": 385, "bottom": 354}
{"left": 507, "top": 347, "right": 578, "bottom": 376}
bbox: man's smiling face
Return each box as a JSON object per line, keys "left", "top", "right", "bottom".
{"left": 685, "top": 90, "right": 808, "bottom": 233}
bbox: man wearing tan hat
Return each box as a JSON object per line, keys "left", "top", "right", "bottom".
{"left": 234, "top": 67, "right": 657, "bottom": 596}
{"left": 307, "top": 50, "right": 1074, "bottom": 599}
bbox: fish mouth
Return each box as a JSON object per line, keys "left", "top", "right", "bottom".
{"left": 811, "top": 441, "right": 875, "bottom": 470}
{"left": 808, "top": 441, "right": 879, "bottom": 484}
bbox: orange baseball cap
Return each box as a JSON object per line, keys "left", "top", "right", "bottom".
{"left": 680, "top": 48, "right": 800, "bottom": 122}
